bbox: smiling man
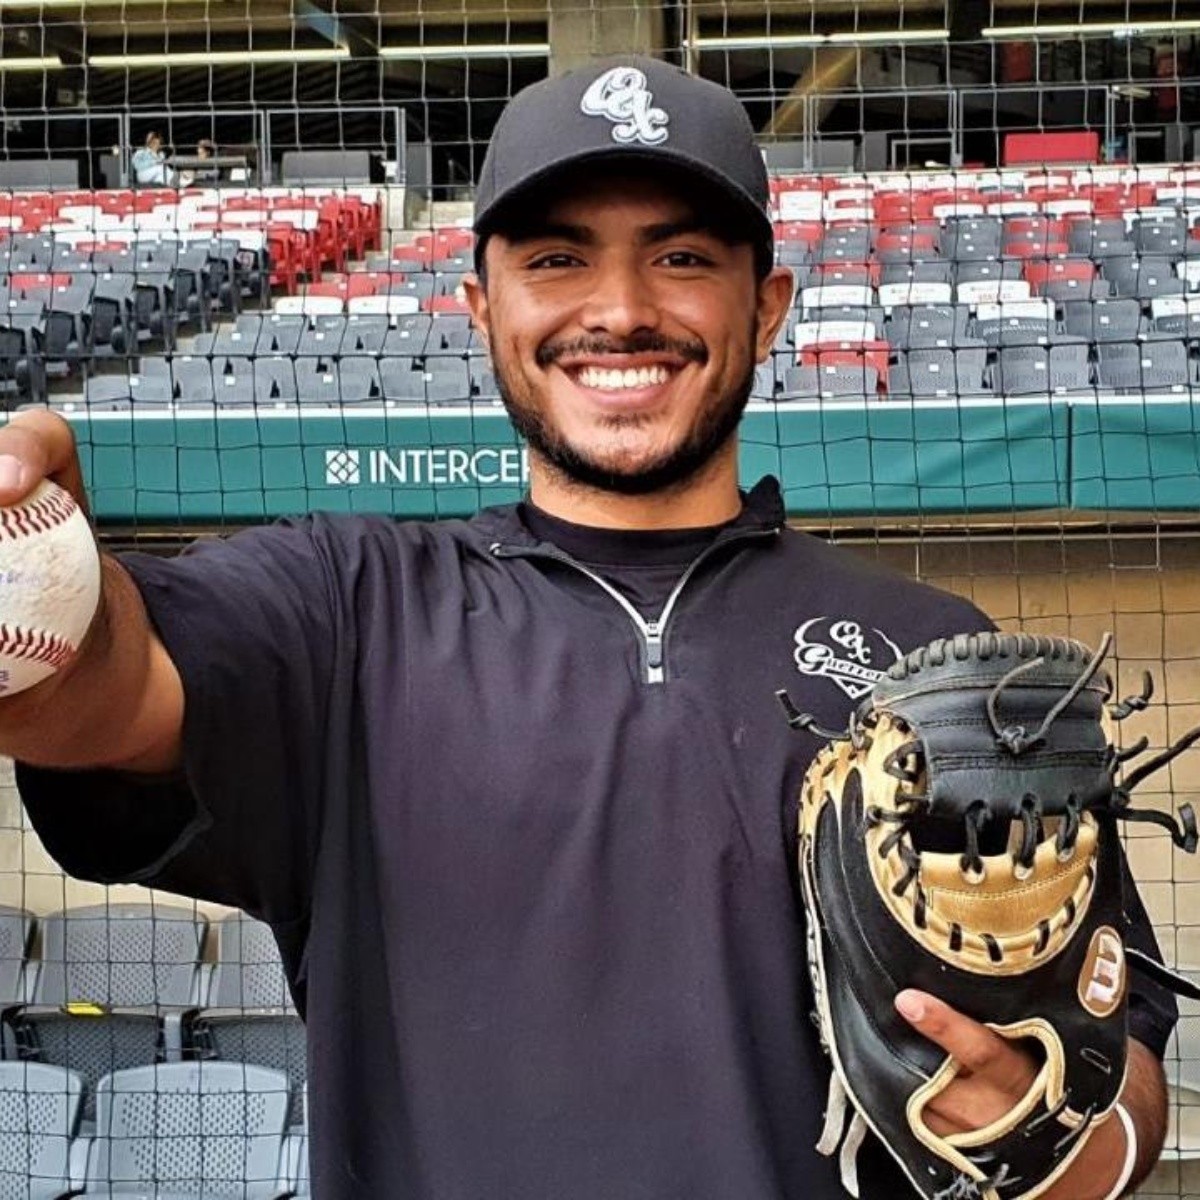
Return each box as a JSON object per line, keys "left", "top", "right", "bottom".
{"left": 0, "top": 57, "right": 1176, "bottom": 1200}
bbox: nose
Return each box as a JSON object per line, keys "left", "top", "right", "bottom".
{"left": 578, "top": 257, "right": 660, "bottom": 340}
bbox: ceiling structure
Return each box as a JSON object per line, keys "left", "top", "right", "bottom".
{"left": 0, "top": 0, "right": 1194, "bottom": 66}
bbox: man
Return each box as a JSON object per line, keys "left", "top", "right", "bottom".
{"left": 131, "top": 130, "right": 176, "bottom": 186}
{"left": 0, "top": 58, "right": 1173, "bottom": 1198}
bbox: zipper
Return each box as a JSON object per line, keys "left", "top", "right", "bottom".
{"left": 490, "top": 526, "right": 779, "bottom": 685}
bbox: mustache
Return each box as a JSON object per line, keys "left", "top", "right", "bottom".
{"left": 535, "top": 333, "right": 708, "bottom": 370}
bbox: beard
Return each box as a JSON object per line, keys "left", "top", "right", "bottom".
{"left": 490, "top": 328, "right": 758, "bottom": 497}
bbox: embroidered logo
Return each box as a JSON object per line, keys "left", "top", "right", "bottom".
{"left": 580, "top": 66, "right": 670, "bottom": 147}
{"left": 792, "top": 617, "right": 902, "bottom": 700}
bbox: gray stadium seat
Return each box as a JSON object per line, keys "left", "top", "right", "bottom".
{"left": 1062, "top": 298, "right": 1143, "bottom": 343}
{"left": 334, "top": 357, "right": 384, "bottom": 404}
{"left": 83, "top": 1061, "right": 291, "bottom": 1199}
{"left": 1096, "top": 340, "right": 1193, "bottom": 392}
{"left": 379, "top": 357, "right": 427, "bottom": 404}
{"left": 251, "top": 356, "right": 298, "bottom": 404}
{"left": 427, "top": 314, "right": 473, "bottom": 352}
{"left": 1039, "top": 278, "right": 1111, "bottom": 305}
{"left": 0, "top": 1062, "right": 82, "bottom": 1200}
{"left": 254, "top": 314, "right": 307, "bottom": 357}
{"left": 295, "top": 314, "right": 349, "bottom": 358}
{"left": 11, "top": 904, "right": 207, "bottom": 1123}
{"left": 192, "top": 913, "right": 307, "bottom": 1127}
{"left": 171, "top": 356, "right": 216, "bottom": 405}
{"left": 382, "top": 315, "right": 432, "bottom": 357}
{"left": 88, "top": 276, "right": 137, "bottom": 357}
{"left": 780, "top": 363, "right": 878, "bottom": 401}
{"left": 891, "top": 348, "right": 987, "bottom": 398}
{"left": 879, "top": 261, "right": 953, "bottom": 286}
{"left": 884, "top": 304, "right": 974, "bottom": 349}
{"left": 1104, "top": 256, "right": 1184, "bottom": 300}
{"left": 1067, "top": 218, "right": 1128, "bottom": 255}
{"left": 1133, "top": 218, "right": 1188, "bottom": 256}
{"left": 955, "top": 260, "right": 1023, "bottom": 284}
{"left": 424, "top": 356, "right": 473, "bottom": 404}
{"left": 471, "top": 362, "right": 502, "bottom": 403}
{"left": 339, "top": 314, "right": 390, "bottom": 356}
{"left": 84, "top": 370, "right": 173, "bottom": 411}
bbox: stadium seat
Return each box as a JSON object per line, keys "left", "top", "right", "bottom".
{"left": 878, "top": 261, "right": 954, "bottom": 287}
{"left": 253, "top": 313, "right": 307, "bottom": 357}
{"left": 379, "top": 356, "right": 428, "bottom": 405}
{"left": 171, "top": 355, "right": 217, "bottom": 405}
{"left": 82, "top": 1061, "right": 291, "bottom": 1199}
{"left": 1062, "top": 297, "right": 1144, "bottom": 343}
{"left": 955, "top": 260, "right": 1024, "bottom": 285}
{"left": 780, "top": 362, "right": 879, "bottom": 401}
{"left": 337, "top": 356, "right": 384, "bottom": 403}
{"left": 1104, "top": 256, "right": 1185, "bottom": 300}
{"left": 191, "top": 914, "right": 307, "bottom": 1127}
{"left": 971, "top": 299, "right": 1060, "bottom": 346}
{"left": 82, "top": 370, "right": 173, "bottom": 411}
{"left": 891, "top": 348, "right": 988, "bottom": 398}
{"left": 252, "top": 355, "right": 299, "bottom": 405}
{"left": 1133, "top": 217, "right": 1189, "bottom": 255}
{"left": 1149, "top": 295, "right": 1200, "bottom": 340}
{"left": 9, "top": 904, "right": 207, "bottom": 1123}
{"left": 884, "top": 304, "right": 975, "bottom": 350}
{"left": 382, "top": 315, "right": 433, "bottom": 357}
{"left": 993, "top": 344, "right": 1092, "bottom": 395}
{"left": 1096, "top": 340, "right": 1194, "bottom": 392}
{"left": 0, "top": 1061, "right": 82, "bottom": 1200}
{"left": 424, "top": 356, "right": 473, "bottom": 404}
{"left": 339, "top": 314, "right": 391, "bottom": 355}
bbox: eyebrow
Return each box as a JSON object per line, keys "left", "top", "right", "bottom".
{"left": 504, "top": 217, "right": 731, "bottom": 249}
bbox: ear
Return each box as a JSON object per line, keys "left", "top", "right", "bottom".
{"left": 754, "top": 266, "right": 795, "bottom": 363}
{"left": 463, "top": 271, "right": 491, "bottom": 354}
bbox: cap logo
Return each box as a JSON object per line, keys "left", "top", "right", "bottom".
{"left": 580, "top": 66, "right": 669, "bottom": 147}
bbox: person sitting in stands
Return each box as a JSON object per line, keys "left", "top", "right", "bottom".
{"left": 131, "top": 131, "right": 175, "bottom": 186}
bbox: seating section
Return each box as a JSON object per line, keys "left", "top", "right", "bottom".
{"left": 8, "top": 167, "right": 1200, "bottom": 415}
{"left": 0, "top": 905, "right": 310, "bottom": 1197}
{"left": 7, "top": 903, "right": 208, "bottom": 1122}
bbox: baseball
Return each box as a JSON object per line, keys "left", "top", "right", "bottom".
{"left": 0, "top": 479, "right": 100, "bottom": 696}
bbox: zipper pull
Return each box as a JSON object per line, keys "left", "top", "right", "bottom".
{"left": 645, "top": 621, "right": 665, "bottom": 683}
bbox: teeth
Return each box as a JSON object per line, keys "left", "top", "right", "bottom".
{"left": 576, "top": 365, "right": 672, "bottom": 391}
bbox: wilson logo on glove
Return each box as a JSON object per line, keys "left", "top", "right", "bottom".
{"left": 778, "top": 631, "right": 1200, "bottom": 1200}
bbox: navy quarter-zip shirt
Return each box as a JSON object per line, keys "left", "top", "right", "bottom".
{"left": 17, "top": 477, "right": 1173, "bottom": 1199}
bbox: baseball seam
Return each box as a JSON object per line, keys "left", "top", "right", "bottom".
{"left": 0, "top": 624, "right": 77, "bottom": 669}
{"left": 0, "top": 489, "right": 78, "bottom": 541}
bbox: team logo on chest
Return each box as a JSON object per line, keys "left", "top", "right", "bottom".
{"left": 792, "top": 617, "right": 902, "bottom": 701}
{"left": 580, "top": 66, "right": 670, "bottom": 146}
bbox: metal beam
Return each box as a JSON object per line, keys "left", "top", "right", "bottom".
{"left": 292, "top": 0, "right": 379, "bottom": 57}
{"left": 762, "top": 46, "right": 859, "bottom": 138}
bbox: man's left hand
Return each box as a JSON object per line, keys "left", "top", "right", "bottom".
{"left": 895, "top": 989, "right": 1129, "bottom": 1200}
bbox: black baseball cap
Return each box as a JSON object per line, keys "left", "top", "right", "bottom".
{"left": 473, "top": 56, "right": 773, "bottom": 269}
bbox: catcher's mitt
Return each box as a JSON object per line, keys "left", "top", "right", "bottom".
{"left": 779, "top": 631, "right": 1200, "bottom": 1200}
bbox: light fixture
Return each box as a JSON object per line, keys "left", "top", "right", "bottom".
{"left": 378, "top": 42, "right": 550, "bottom": 59}
{"left": 88, "top": 46, "right": 351, "bottom": 67}
{"left": 687, "top": 29, "right": 949, "bottom": 50}
{"left": 826, "top": 29, "right": 948, "bottom": 44}
{"left": 0, "top": 55, "right": 64, "bottom": 70}
{"left": 983, "top": 20, "right": 1200, "bottom": 39}
{"left": 684, "top": 34, "right": 827, "bottom": 50}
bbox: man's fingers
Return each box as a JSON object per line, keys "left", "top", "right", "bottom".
{"left": 0, "top": 412, "right": 86, "bottom": 510}
{"left": 895, "top": 990, "right": 1037, "bottom": 1088}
